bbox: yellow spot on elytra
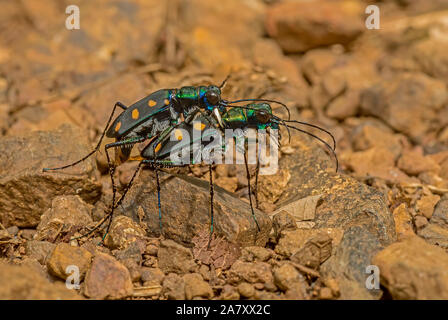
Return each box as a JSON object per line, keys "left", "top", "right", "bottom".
{"left": 164, "top": 99, "right": 170, "bottom": 105}
{"left": 132, "top": 109, "right": 139, "bottom": 119}
{"left": 174, "top": 129, "right": 183, "bottom": 141}
{"left": 115, "top": 122, "right": 121, "bottom": 132}
{"left": 194, "top": 122, "right": 206, "bottom": 131}
{"left": 128, "top": 156, "right": 145, "bottom": 161}
{"left": 148, "top": 100, "right": 157, "bottom": 107}
{"left": 155, "top": 143, "right": 161, "bottom": 153}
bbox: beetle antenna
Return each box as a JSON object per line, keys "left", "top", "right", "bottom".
{"left": 283, "top": 123, "right": 338, "bottom": 172}
{"left": 281, "top": 119, "right": 336, "bottom": 151}
{"left": 219, "top": 74, "right": 231, "bottom": 89}
{"left": 226, "top": 98, "right": 291, "bottom": 120}
{"left": 273, "top": 118, "right": 291, "bottom": 143}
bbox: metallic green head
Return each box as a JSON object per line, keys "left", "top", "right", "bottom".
{"left": 199, "top": 85, "right": 222, "bottom": 111}
{"left": 245, "top": 103, "right": 278, "bottom": 130}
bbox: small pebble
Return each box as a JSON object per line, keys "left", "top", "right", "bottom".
{"left": 7, "top": 226, "right": 19, "bottom": 236}
{"left": 220, "top": 285, "right": 240, "bottom": 300}
{"left": 253, "top": 283, "right": 264, "bottom": 290}
{"left": 20, "top": 229, "right": 36, "bottom": 240}
{"left": 319, "top": 287, "right": 333, "bottom": 300}
{"left": 414, "top": 215, "right": 428, "bottom": 230}
{"left": 238, "top": 282, "right": 255, "bottom": 298}
{"left": 146, "top": 244, "right": 158, "bottom": 256}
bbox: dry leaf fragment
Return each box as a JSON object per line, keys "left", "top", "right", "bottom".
{"left": 192, "top": 230, "right": 241, "bottom": 270}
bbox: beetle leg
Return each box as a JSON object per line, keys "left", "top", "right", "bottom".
{"left": 207, "top": 164, "right": 214, "bottom": 249}
{"left": 43, "top": 101, "right": 129, "bottom": 172}
{"left": 69, "top": 137, "right": 146, "bottom": 244}
{"left": 70, "top": 145, "right": 147, "bottom": 244}
{"left": 116, "top": 101, "right": 128, "bottom": 110}
{"left": 254, "top": 156, "right": 260, "bottom": 209}
{"left": 104, "top": 137, "right": 146, "bottom": 214}
{"left": 154, "top": 166, "right": 162, "bottom": 233}
{"left": 244, "top": 151, "right": 261, "bottom": 233}
{"left": 113, "top": 161, "right": 145, "bottom": 210}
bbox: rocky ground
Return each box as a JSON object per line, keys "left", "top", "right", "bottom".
{"left": 1, "top": 0, "right": 448, "bottom": 300}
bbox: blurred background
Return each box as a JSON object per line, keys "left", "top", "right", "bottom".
{"left": 1, "top": 0, "right": 448, "bottom": 175}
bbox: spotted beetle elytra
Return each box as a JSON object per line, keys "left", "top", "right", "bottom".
{"left": 42, "top": 79, "right": 231, "bottom": 243}
{"left": 106, "top": 85, "right": 226, "bottom": 143}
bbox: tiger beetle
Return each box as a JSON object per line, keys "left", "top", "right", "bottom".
{"left": 42, "top": 80, "right": 224, "bottom": 242}
{"left": 108, "top": 102, "right": 338, "bottom": 246}
{"left": 42, "top": 77, "right": 298, "bottom": 244}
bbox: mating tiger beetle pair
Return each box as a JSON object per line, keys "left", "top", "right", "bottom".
{"left": 43, "top": 77, "right": 338, "bottom": 245}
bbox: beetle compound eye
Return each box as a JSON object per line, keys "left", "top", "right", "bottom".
{"left": 257, "top": 111, "right": 270, "bottom": 123}
{"left": 206, "top": 91, "right": 220, "bottom": 105}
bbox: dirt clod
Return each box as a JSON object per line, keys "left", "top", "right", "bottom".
{"left": 83, "top": 252, "right": 133, "bottom": 300}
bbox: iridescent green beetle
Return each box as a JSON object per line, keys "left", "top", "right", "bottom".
{"left": 117, "top": 103, "right": 337, "bottom": 244}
